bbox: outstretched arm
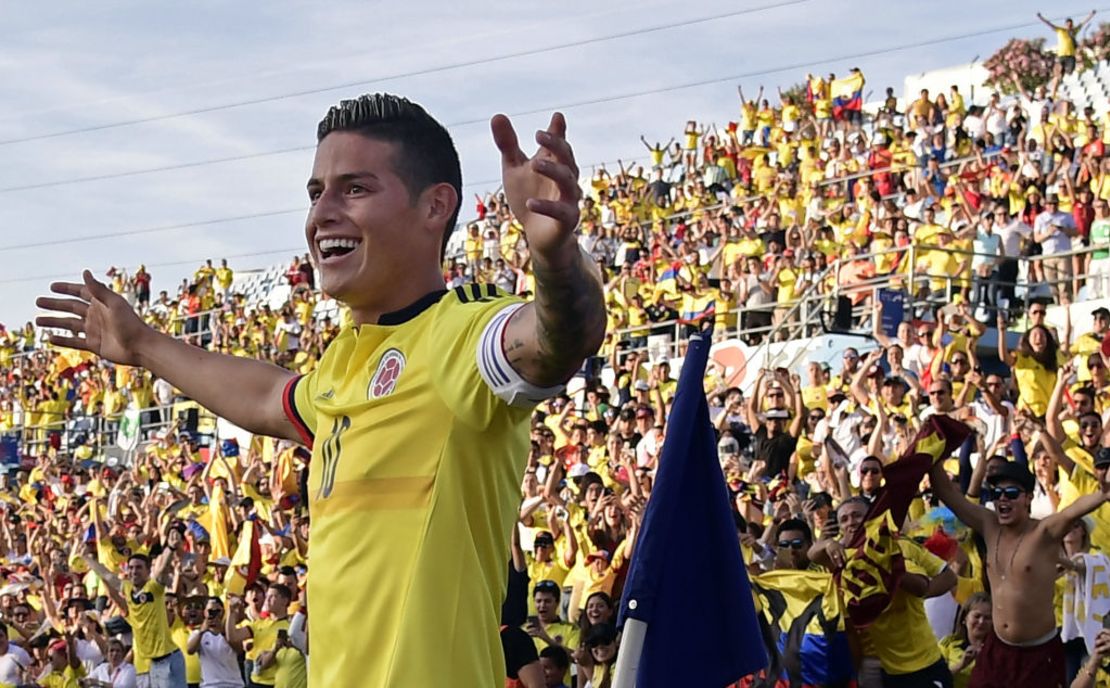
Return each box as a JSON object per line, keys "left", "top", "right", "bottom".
{"left": 37, "top": 273, "right": 300, "bottom": 442}
{"left": 493, "top": 113, "right": 607, "bottom": 387}
{"left": 928, "top": 461, "right": 995, "bottom": 536}
{"left": 1036, "top": 12, "right": 1059, "bottom": 29}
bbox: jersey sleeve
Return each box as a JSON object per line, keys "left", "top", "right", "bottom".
{"left": 282, "top": 372, "right": 318, "bottom": 449}
{"left": 434, "top": 288, "right": 562, "bottom": 428}
{"left": 899, "top": 538, "right": 946, "bottom": 578}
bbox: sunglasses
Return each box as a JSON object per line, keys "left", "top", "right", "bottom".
{"left": 534, "top": 540, "right": 554, "bottom": 548}
{"left": 989, "top": 486, "right": 1025, "bottom": 501}
{"left": 928, "top": 390, "right": 948, "bottom": 397}
{"left": 860, "top": 466, "right": 882, "bottom": 476}
{"left": 777, "top": 538, "right": 806, "bottom": 550}
{"left": 1030, "top": 310, "right": 1046, "bottom": 316}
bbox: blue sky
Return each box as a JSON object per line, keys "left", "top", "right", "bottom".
{"left": 0, "top": 0, "right": 1098, "bottom": 325}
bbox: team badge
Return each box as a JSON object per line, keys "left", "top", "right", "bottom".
{"left": 369, "top": 348, "right": 406, "bottom": 399}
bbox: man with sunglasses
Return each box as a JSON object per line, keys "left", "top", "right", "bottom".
{"left": 770, "top": 518, "right": 817, "bottom": 572}
{"left": 929, "top": 455, "right": 1110, "bottom": 687}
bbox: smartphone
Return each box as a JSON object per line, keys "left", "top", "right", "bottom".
{"left": 526, "top": 615, "right": 540, "bottom": 627}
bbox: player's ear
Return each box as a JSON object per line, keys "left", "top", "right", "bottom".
{"left": 421, "top": 182, "right": 459, "bottom": 237}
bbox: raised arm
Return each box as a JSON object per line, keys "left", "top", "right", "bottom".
{"left": 493, "top": 113, "right": 607, "bottom": 387}
{"left": 1036, "top": 12, "right": 1060, "bottom": 29}
{"left": 996, "top": 312, "right": 1016, "bottom": 366}
{"left": 928, "top": 460, "right": 995, "bottom": 536}
{"left": 37, "top": 272, "right": 302, "bottom": 442}
{"left": 1046, "top": 363, "right": 1074, "bottom": 443}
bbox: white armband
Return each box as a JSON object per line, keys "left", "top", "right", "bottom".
{"left": 477, "top": 303, "right": 565, "bottom": 408}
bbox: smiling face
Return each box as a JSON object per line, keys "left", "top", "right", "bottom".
{"left": 964, "top": 601, "right": 992, "bottom": 643}
{"left": 837, "top": 501, "right": 868, "bottom": 543}
{"left": 991, "top": 479, "right": 1030, "bottom": 526}
{"left": 305, "top": 132, "right": 455, "bottom": 322}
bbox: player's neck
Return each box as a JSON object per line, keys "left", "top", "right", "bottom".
{"left": 350, "top": 273, "right": 446, "bottom": 326}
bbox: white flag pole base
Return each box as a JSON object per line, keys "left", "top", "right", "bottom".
{"left": 613, "top": 617, "right": 648, "bottom": 688}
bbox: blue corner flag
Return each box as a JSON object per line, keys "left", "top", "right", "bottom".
{"left": 617, "top": 334, "right": 766, "bottom": 687}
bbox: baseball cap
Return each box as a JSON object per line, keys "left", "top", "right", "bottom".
{"left": 634, "top": 380, "right": 650, "bottom": 392}
{"left": 567, "top": 463, "right": 591, "bottom": 479}
{"left": 985, "top": 461, "right": 1035, "bottom": 492}
{"left": 1093, "top": 307, "right": 1110, "bottom": 320}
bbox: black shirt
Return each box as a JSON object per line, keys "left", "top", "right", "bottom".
{"left": 753, "top": 426, "right": 797, "bottom": 477}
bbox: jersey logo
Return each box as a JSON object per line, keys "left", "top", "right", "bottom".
{"left": 369, "top": 348, "right": 406, "bottom": 399}
{"left": 316, "top": 388, "right": 335, "bottom": 401}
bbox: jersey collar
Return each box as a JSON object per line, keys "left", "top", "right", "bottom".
{"left": 377, "top": 289, "right": 447, "bottom": 326}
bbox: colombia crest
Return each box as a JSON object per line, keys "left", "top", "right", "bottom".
{"left": 369, "top": 348, "right": 406, "bottom": 399}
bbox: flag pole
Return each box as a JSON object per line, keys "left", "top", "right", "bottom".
{"left": 612, "top": 617, "right": 648, "bottom": 688}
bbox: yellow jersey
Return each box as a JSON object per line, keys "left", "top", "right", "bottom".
{"left": 284, "top": 286, "right": 539, "bottom": 687}
{"left": 121, "top": 579, "right": 178, "bottom": 662}
{"left": 863, "top": 538, "right": 946, "bottom": 674}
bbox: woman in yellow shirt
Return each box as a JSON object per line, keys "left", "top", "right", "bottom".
{"left": 997, "top": 318, "right": 1066, "bottom": 418}
{"left": 939, "top": 592, "right": 992, "bottom": 688}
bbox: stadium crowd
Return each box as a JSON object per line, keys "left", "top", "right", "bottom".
{"left": 0, "top": 13, "right": 1109, "bottom": 688}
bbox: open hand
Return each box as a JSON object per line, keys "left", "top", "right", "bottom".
{"left": 36, "top": 271, "right": 151, "bottom": 366}
{"left": 491, "top": 113, "right": 582, "bottom": 257}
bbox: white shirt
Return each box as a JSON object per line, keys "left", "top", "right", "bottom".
{"left": 88, "top": 661, "right": 138, "bottom": 688}
{"left": 194, "top": 630, "right": 245, "bottom": 688}
{"left": 972, "top": 230, "right": 1002, "bottom": 272}
{"left": 996, "top": 219, "right": 1033, "bottom": 258}
{"left": 969, "top": 398, "right": 1014, "bottom": 456}
{"left": 1034, "top": 210, "right": 1076, "bottom": 255}
{"left": 0, "top": 644, "right": 31, "bottom": 684}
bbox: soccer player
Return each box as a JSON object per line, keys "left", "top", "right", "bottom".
{"left": 929, "top": 459, "right": 1110, "bottom": 687}
{"left": 37, "top": 94, "right": 605, "bottom": 685}
{"left": 81, "top": 546, "right": 185, "bottom": 687}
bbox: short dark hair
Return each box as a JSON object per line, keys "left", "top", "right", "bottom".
{"left": 777, "top": 518, "right": 813, "bottom": 542}
{"left": 268, "top": 583, "right": 293, "bottom": 602}
{"left": 540, "top": 645, "right": 571, "bottom": 670}
{"left": 317, "top": 94, "right": 462, "bottom": 259}
{"left": 128, "top": 553, "right": 151, "bottom": 568}
{"left": 533, "top": 579, "right": 561, "bottom": 602}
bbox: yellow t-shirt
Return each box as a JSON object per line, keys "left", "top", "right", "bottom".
{"left": 170, "top": 618, "right": 202, "bottom": 685}
{"left": 1056, "top": 27, "right": 1076, "bottom": 57}
{"left": 244, "top": 617, "right": 291, "bottom": 686}
{"left": 1013, "top": 353, "right": 1059, "bottom": 417}
{"left": 275, "top": 646, "right": 308, "bottom": 688}
{"left": 863, "top": 538, "right": 946, "bottom": 675}
{"left": 939, "top": 635, "right": 975, "bottom": 688}
{"left": 37, "top": 666, "right": 85, "bottom": 688}
{"left": 121, "top": 578, "right": 179, "bottom": 661}
{"left": 285, "top": 286, "right": 534, "bottom": 687}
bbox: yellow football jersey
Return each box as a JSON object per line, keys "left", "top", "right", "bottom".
{"left": 284, "top": 285, "right": 537, "bottom": 686}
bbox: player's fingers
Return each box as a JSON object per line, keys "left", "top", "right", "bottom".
{"left": 44, "top": 333, "right": 91, "bottom": 351}
{"left": 490, "top": 115, "right": 527, "bottom": 167}
{"left": 535, "top": 128, "right": 578, "bottom": 177}
{"left": 35, "top": 296, "right": 89, "bottom": 318}
{"left": 545, "top": 112, "right": 567, "bottom": 140}
{"left": 36, "top": 316, "right": 86, "bottom": 335}
{"left": 48, "top": 281, "right": 90, "bottom": 301}
{"left": 525, "top": 198, "right": 579, "bottom": 229}
{"left": 82, "top": 270, "right": 115, "bottom": 301}
{"left": 530, "top": 158, "right": 581, "bottom": 202}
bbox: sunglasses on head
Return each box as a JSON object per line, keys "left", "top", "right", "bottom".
{"left": 989, "top": 486, "right": 1025, "bottom": 501}
{"left": 777, "top": 538, "right": 806, "bottom": 550}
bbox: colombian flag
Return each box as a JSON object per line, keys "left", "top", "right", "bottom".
{"left": 750, "top": 570, "right": 854, "bottom": 688}
{"left": 830, "top": 71, "right": 864, "bottom": 120}
{"left": 839, "top": 414, "right": 970, "bottom": 627}
{"left": 680, "top": 295, "right": 716, "bottom": 324}
{"left": 224, "top": 520, "right": 262, "bottom": 596}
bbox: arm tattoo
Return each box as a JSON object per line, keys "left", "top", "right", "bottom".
{"left": 523, "top": 250, "right": 606, "bottom": 384}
